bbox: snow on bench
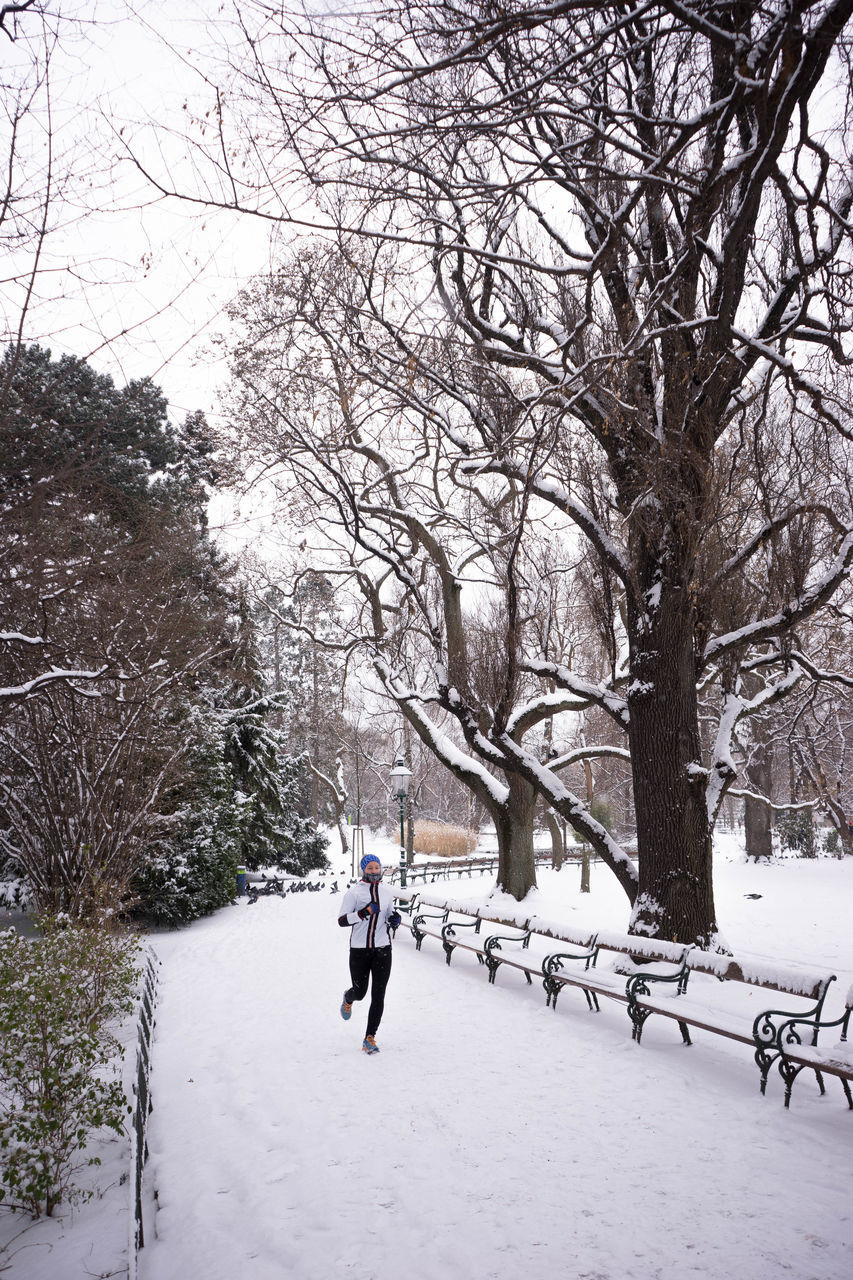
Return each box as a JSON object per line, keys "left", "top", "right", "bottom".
{"left": 774, "top": 985, "right": 853, "bottom": 1109}
{"left": 395, "top": 889, "right": 847, "bottom": 1104}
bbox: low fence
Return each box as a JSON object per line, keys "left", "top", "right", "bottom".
{"left": 387, "top": 850, "right": 558, "bottom": 884}
{"left": 129, "top": 945, "right": 160, "bottom": 1280}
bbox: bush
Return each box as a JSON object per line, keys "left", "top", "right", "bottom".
{"left": 0, "top": 920, "right": 140, "bottom": 1217}
{"left": 776, "top": 809, "right": 817, "bottom": 858}
{"left": 590, "top": 797, "right": 615, "bottom": 834}
{"left": 412, "top": 821, "right": 478, "bottom": 858}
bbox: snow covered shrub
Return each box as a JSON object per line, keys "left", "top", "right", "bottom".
{"left": 0, "top": 868, "right": 30, "bottom": 913}
{"left": 776, "top": 809, "right": 817, "bottom": 858}
{"left": 0, "top": 920, "right": 139, "bottom": 1218}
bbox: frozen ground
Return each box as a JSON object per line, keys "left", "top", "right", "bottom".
{"left": 2, "top": 833, "right": 852, "bottom": 1279}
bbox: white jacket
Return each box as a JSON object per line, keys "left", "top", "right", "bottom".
{"left": 338, "top": 880, "right": 398, "bottom": 948}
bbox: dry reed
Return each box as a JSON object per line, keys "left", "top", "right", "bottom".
{"left": 412, "top": 821, "right": 478, "bottom": 858}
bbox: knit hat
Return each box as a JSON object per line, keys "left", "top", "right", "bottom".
{"left": 360, "top": 854, "right": 382, "bottom": 874}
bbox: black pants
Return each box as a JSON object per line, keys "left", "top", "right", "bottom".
{"left": 346, "top": 946, "right": 392, "bottom": 1037}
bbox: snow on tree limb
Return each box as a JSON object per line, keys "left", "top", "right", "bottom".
{"left": 704, "top": 531, "right": 853, "bottom": 667}
{"left": 522, "top": 658, "right": 630, "bottom": 728}
{"left": 375, "top": 657, "right": 510, "bottom": 810}
{"left": 0, "top": 666, "right": 109, "bottom": 701}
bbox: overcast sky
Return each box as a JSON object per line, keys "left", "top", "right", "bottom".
{"left": 6, "top": 0, "right": 278, "bottom": 422}
{"left": 3, "top": 1, "right": 297, "bottom": 546}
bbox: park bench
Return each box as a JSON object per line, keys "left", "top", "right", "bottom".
{"left": 407, "top": 901, "right": 525, "bottom": 976}
{"left": 395, "top": 888, "right": 847, "bottom": 1104}
{"left": 774, "top": 986, "right": 853, "bottom": 1109}
{"left": 441, "top": 915, "right": 533, "bottom": 983}
{"left": 626, "top": 951, "right": 838, "bottom": 1095}
{"left": 404, "top": 891, "right": 694, "bottom": 1011}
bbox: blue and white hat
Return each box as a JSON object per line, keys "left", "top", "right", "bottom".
{"left": 360, "top": 854, "right": 382, "bottom": 874}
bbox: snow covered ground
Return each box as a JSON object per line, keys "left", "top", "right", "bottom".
{"left": 2, "top": 833, "right": 852, "bottom": 1279}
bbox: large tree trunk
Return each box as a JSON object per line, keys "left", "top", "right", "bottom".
{"left": 740, "top": 676, "right": 773, "bottom": 861}
{"left": 495, "top": 773, "right": 537, "bottom": 900}
{"left": 744, "top": 794, "right": 772, "bottom": 860}
{"left": 627, "top": 584, "right": 719, "bottom": 947}
{"left": 545, "top": 809, "right": 564, "bottom": 869}
{"left": 744, "top": 745, "right": 773, "bottom": 860}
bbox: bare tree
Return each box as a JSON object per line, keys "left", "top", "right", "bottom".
{"left": 223, "top": 247, "right": 638, "bottom": 900}
{"left": 0, "top": 498, "right": 232, "bottom": 916}
{"left": 140, "top": 1, "right": 853, "bottom": 940}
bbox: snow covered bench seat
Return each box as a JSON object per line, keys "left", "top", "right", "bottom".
{"left": 627, "top": 953, "right": 838, "bottom": 1095}
{"left": 396, "top": 889, "right": 847, "bottom": 1100}
{"left": 440, "top": 914, "right": 691, "bottom": 1010}
{"left": 543, "top": 933, "right": 690, "bottom": 1013}
{"left": 441, "top": 917, "right": 533, "bottom": 983}
{"left": 398, "top": 890, "right": 693, "bottom": 1012}
{"left": 775, "top": 987, "right": 853, "bottom": 1109}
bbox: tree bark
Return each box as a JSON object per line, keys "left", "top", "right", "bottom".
{"left": 627, "top": 584, "right": 719, "bottom": 946}
{"left": 494, "top": 773, "right": 537, "bottom": 899}
{"left": 545, "top": 809, "right": 564, "bottom": 870}
{"left": 580, "top": 848, "right": 591, "bottom": 894}
{"left": 744, "top": 746, "right": 773, "bottom": 860}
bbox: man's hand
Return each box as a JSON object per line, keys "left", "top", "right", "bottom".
{"left": 357, "top": 903, "right": 380, "bottom": 919}
{"left": 388, "top": 911, "right": 402, "bottom": 930}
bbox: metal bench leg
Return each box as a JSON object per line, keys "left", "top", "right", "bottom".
{"left": 779, "top": 1058, "right": 803, "bottom": 1108}
{"left": 755, "top": 1047, "right": 775, "bottom": 1095}
{"left": 442, "top": 941, "right": 455, "bottom": 966}
{"left": 630, "top": 1005, "right": 652, "bottom": 1044}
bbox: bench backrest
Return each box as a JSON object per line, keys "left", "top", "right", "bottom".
{"left": 684, "top": 951, "right": 833, "bottom": 1001}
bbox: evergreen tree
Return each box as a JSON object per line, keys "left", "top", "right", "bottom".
{"left": 133, "top": 702, "right": 245, "bottom": 927}
{"left": 223, "top": 593, "right": 328, "bottom": 876}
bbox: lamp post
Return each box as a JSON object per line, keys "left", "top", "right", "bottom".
{"left": 389, "top": 757, "right": 413, "bottom": 888}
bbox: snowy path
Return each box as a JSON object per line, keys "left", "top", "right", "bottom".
{"left": 140, "top": 890, "right": 852, "bottom": 1280}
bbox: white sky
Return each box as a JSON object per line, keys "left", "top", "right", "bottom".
{"left": 5, "top": 1, "right": 278, "bottom": 419}
{"left": 3, "top": 0, "right": 303, "bottom": 547}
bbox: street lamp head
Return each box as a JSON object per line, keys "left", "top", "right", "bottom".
{"left": 389, "top": 756, "right": 412, "bottom": 799}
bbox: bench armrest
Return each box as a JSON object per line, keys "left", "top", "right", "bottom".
{"left": 751, "top": 977, "right": 837, "bottom": 1091}
{"left": 484, "top": 928, "right": 532, "bottom": 957}
{"left": 753, "top": 980, "right": 836, "bottom": 1056}
{"left": 624, "top": 953, "right": 692, "bottom": 1039}
{"left": 775, "top": 1005, "right": 851, "bottom": 1055}
{"left": 411, "top": 907, "right": 449, "bottom": 949}
{"left": 543, "top": 945, "right": 600, "bottom": 976}
{"left": 626, "top": 953, "right": 691, "bottom": 1000}
{"left": 442, "top": 917, "right": 482, "bottom": 943}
